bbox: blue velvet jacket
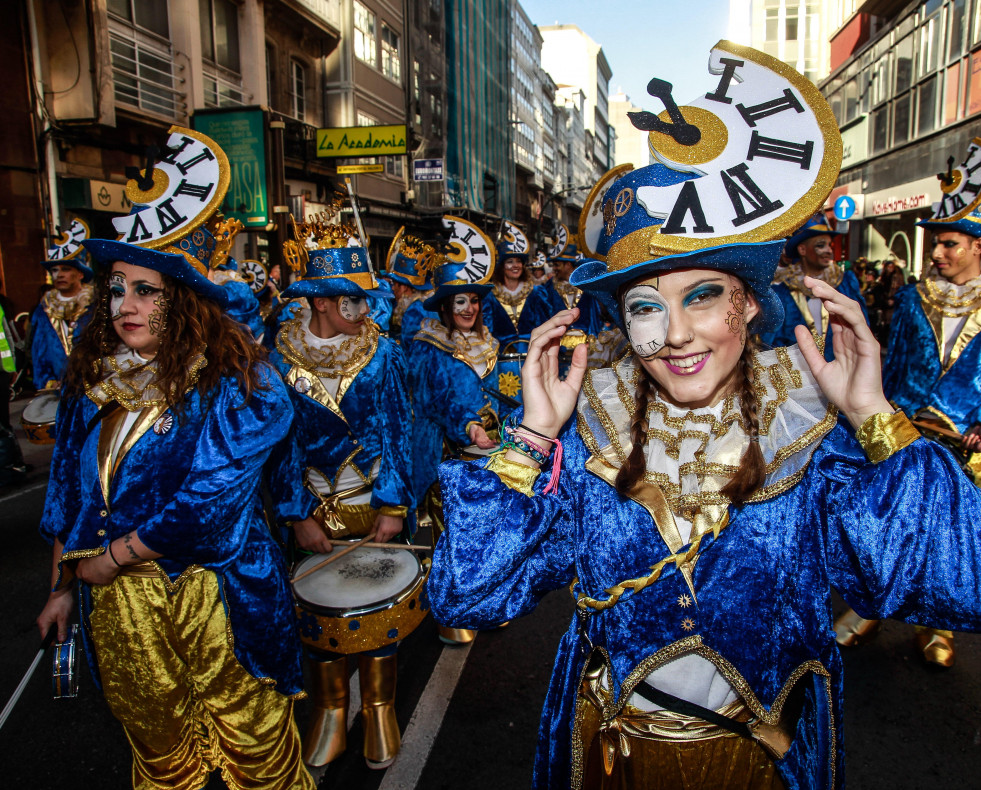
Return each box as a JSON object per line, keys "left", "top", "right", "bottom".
{"left": 40, "top": 363, "right": 304, "bottom": 696}
{"left": 396, "top": 298, "right": 439, "bottom": 345}
{"left": 407, "top": 322, "right": 500, "bottom": 502}
{"left": 219, "top": 277, "right": 265, "bottom": 340}
{"left": 762, "top": 269, "right": 868, "bottom": 361}
{"left": 483, "top": 281, "right": 536, "bottom": 343}
{"left": 267, "top": 319, "right": 414, "bottom": 522}
{"left": 882, "top": 283, "right": 981, "bottom": 433}
{"left": 30, "top": 289, "right": 95, "bottom": 387}
{"left": 429, "top": 352, "right": 981, "bottom": 790}
{"left": 519, "top": 279, "right": 604, "bottom": 337}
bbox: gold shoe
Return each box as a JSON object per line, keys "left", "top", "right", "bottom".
{"left": 915, "top": 628, "right": 955, "bottom": 668}
{"left": 438, "top": 624, "right": 476, "bottom": 645}
{"left": 833, "top": 609, "right": 881, "bottom": 647}
{"left": 359, "top": 654, "right": 401, "bottom": 769}
{"left": 303, "top": 655, "right": 349, "bottom": 767}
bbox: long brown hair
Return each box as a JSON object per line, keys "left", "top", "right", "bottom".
{"left": 613, "top": 298, "right": 766, "bottom": 506}
{"left": 493, "top": 254, "right": 531, "bottom": 285}
{"left": 64, "top": 265, "right": 268, "bottom": 408}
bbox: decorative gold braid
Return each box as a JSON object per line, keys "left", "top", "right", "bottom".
{"left": 554, "top": 278, "right": 582, "bottom": 309}
{"left": 86, "top": 350, "right": 208, "bottom": 410}
{"left": 919, "top": 274, "right": 981, "bottom": 316}
{"left": 275, "top": 317, "right": 378, "bottom": 378}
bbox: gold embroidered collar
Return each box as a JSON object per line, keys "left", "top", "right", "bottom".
{"left": 773, "top": 261, "right": 843, "bottom": 296}
{"left": 86, "top": 347, "right": 207, "bottom": 411}
{"left": 276, "top": 307, "right": 379, "bottom": 378}
{"left": 42, "top": 285, "right": 94, "bottom": 323}
{"left": 414, "top": 318, "right": 499, "bottom": 377}
{"left": 917, "top": 270, "right": 981, "bottom": 317}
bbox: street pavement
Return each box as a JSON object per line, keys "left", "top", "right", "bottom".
{"left": 1, "top": 394, "right": 979, "bottom": 789}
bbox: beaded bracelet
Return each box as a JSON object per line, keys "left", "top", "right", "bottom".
{"left": 501, "top": 435, "right": 550, "bottom": 465}
{"left": 501, "top": 413, "right": 565, "bottom": 494}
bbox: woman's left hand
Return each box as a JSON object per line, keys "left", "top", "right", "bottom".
{"left": 795, "top": 276, "right": 893, "bottom": 428}
{"left": 75, "top": 551, "right": 121, "bottom": 586}
{"left": 373, "top": 514, "right": 403, "bottom": 544}
{"left": 468, "top": 424, "right": 497, "bottom": 449}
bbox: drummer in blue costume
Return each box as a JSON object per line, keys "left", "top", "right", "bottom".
{"left": 34, "top": 126, "right": 312, "bottom": 790}
{"left": 266, "top": 207, "right": 414, "bottom": 770}
{"left": 428, "top": 42, "right": 981, "bottom": 790}
{"left": 484, "top": 220, "right": 535, "bottom": 342}
{"left": 382, "top": 226, "right": 439, "bottom": 343}
{"left": 834, "top": 139, "right": 981, "bottom": 667}
{"left": 408, "top": 217, "right": 501, "bottom": 643}
{"left": 31, "top": 219, "right": 96, "bottom": 389}
{"left": 762, "top": 213, "right": 868, "bottom": 359}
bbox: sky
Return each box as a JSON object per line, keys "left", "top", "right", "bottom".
{"left": 519, "top": 0, "right": 733, "bottom": 111}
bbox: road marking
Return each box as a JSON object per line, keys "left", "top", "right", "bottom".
{"left": 0, "top": 480, "right": 47, "bottom": 504}
{"left": 376, "top": 639, "right": 475, "bottom": 790}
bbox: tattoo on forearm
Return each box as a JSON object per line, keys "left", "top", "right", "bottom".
{"left": 122, "top": 533, "right": 142, "bottom": 562}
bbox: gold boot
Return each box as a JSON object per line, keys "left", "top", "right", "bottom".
{"left": 303, "top": 655, "right": 349, "bottom": 767}
{"left": 438, "top": 624, "right": 477, "bottom": 645}
{"left": 359, "top": 654, "right": 401, "bottom": 769}
{"left": 915, "top": 627, "right": 955, "bottom": 668}
{"left": 833, "top": 609, "right": 881, "bottom": 647}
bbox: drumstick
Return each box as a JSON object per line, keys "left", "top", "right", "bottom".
{"left": 292, "top": 533, "right": 376, "bottom": 583}
{"left": 326, "top": 539, "right": 431, "bottom": 552}
{"left": 912, "top": 420, "right": 963, "bottom": 441}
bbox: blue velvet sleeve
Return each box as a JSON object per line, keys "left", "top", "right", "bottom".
{"left": 39, "top": 394, "right": 90, "bottom": 546}
{"left": 413, "top": 342, "right": 486, "bottom": 444}
{"left": 428, "top": 416, "right": 578, "bottom": 628}
{"left": 819, "top": 425, "right": 981, "bottom": 631}
{"left": 839, "top": 270, "right": 869, "bottom": 324}
{"left": 518, "top": 285, "right": 553, "bottom": 334}
{"left": 30, "top": 306, "right": 64, "bottom": 387}
{"left": 221, "top": 280, "right": 264, "bottom": 340}
{"left": 136, "top": 366, "right": 293, "bottom": 564}
{"left": 265, "top": 407, "right": 319, "bottom": 524}
{"left": 399, "top": 300, "right": 438, "bottom": 345}
{"left": 759, "top": 285, "right": 799, "bottom": 350}
{"left": 368, "top": 341, "right": 415, "bottom": 511}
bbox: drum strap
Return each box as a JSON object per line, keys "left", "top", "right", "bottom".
{"left": 86, "top": 401, "right": 122, "bottom": 437}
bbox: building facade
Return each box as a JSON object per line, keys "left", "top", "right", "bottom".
{"left": 609, "top": 89, "right": 652, "bottom": 171}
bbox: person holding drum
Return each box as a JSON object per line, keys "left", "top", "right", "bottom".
{"left": 834, "top": 139, "right": 981, "bottom": 667}
{"left": 381, "top": 227, "right": 440, "bottom": 344}
{"left": 428, "top": 46, "right": 981, "bottom": 790}
{"left": 34, "top": 127, "right": 313, "bottom": 790}
{"left": 266, "top": 211, "right": 414, "bottom": 770}
{"left": 408, "top": 234, "right": 501, "bottom": 644}
{"left": 30, "top": 220, "right": 96, "bottom": 391}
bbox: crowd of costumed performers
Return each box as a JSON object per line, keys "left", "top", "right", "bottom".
{"left": 21, "top": 40, "right": 981, "bottom": 790}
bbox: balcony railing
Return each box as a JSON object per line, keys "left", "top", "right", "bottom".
{"left": 109, "top": 30, "right": 185, "bottom": 119}
{"left": 203, "top": 66, "right": 245, "bottom": 109}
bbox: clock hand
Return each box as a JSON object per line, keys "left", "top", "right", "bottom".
{"left": 938, "top": 155, "right": 955, "bottom": 187}
{"left": 627, "top": 78, "right": 701, "bottom": 146}
{"left": 125, "top": 145, "right": 160, "bottom": 192}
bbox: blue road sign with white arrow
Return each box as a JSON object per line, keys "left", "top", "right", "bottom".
{"left": 834, "top": 195, "right": 857, "bottom": 222}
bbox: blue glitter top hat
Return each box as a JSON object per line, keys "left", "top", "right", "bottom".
{"left": 784, "top": 212, "right": 842, "bottom": 259}
{"left": 917, "top": 138, "right": 981, "bottom": 238}
{"left": 383, "top": 227, "right": 437, "bottom": 290}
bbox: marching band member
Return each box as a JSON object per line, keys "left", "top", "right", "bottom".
{"left": 208, "top": 221, "right": 266, "bottom": 341}
{"left": 408, "top": 226, "right": 501, "bottom": 644}
{"left": 382, "top": 227, "right": 439, "bottom": 344}
{"left": 428, "top": 45, "right": 981, "bottom": 789}
{"left": 762, "top": 213, "right": 868, "bottom": 359}
{"left": 528, "top": 251, "right": 551, "bottom": 285}
{"left": 835, "top": 141, "right": 981, "bottom": 666}
{"left": 35, "top": 127, "right": 312, "bottom": 789}
{"left": 30, "top": 220, "right": 96, "bottom": 390}
{"left": 484, "top": 221, "right": 535, "bottom": 342}
{"left": 266, "top": 211, "right": 413, "bottom": 770}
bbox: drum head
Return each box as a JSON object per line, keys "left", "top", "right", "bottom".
{"left": 461, "top": 444, "right": 498, "bottom": 458}
{"left": 293, "top": 547, "right": 422, "bottom": 613}
{"left": 23, "top": 391, "right": 60, "bottom": 423}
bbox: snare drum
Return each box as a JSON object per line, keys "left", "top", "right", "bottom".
{"left": 292, "top": 546, "right": 430, "bottom": 655}
{"left": 21, "top": 390, "right": 60, "bottom": 445}
{"left": 458, "top": 444, "right": 499, "bottom": 461}
{"left": 52, "top": 624, "right": 79, "bottom": 699}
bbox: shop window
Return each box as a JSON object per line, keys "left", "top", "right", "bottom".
{"left": 893, "top": 92, "right": 911, "bottom": 146}
{"left": 917, "top": 75, "right": 938, "bottom": 136}
{"left": 871, "top": 104, "right": 890, "bottom": 154}
{"left": 354, "top": 1, "right": 377, "bottom": 68}
{"left": 108, "top": 0, "right": 168, "bottom": 37}
{"left": 949, "top": 0, "right": 967, "bottom": 62}
{"left": 382, "top": 24, "right": 400, "bottom": 82}
{"left": 944, "top": 62, "right": 962, "bottom": 124}
{"left": 290, "top": 60, "right": 306, "bottom": 121}
{"left": 200, "top": 0, "right": 240, "bottom": 73}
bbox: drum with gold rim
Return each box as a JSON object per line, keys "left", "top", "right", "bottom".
{"left": 21, "top": 390, "right": 60, "bottom": 445}
{"left": 52, "top": 624, "right": 79, "bottom": 699}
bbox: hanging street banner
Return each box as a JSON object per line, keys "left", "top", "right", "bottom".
{"left": 413, "top": 159, "right": 444, "bottom": 181}
{"left": 337, "top": 163, "right": 385, "bottom": 174}
{"left": 192, "top": 109, "right": 269, "bottom": 228}
{"left": 317, "top": 125, "right": 407, "bottom": 158}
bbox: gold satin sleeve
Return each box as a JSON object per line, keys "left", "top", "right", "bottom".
{"left": 486, "top": 452, "right": 540, "bottom": 496}
{"left": 856, "top": 411, "right": 920, "bottom": 464}
{"left": 378, "top": 505, "right": 409, "bottom": 517}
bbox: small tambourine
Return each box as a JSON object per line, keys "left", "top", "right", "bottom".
{"left": 239, "top": 259, "right": 269, "bottom": 294}
{"left": 52, "top": 624, "right": 79, "bottom": 699}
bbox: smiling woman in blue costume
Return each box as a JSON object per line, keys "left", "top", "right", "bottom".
{"left": 427, "top": 44, "right": 981, "bottom": 790}
{"left": 34, "top": 127, "right": 312, "bottom": 790}
{"left": 483, "top": 220, "right": 535, "bottom": 343}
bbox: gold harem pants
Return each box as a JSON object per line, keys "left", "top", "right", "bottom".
{"left": 89, "top": 568, "right": 314, "bottom": 790}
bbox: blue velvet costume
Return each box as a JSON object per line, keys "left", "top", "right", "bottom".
{"left": 484, "top": 281, "right": 536, "bottom": 343}
{"left": 407, "top": 319, "right": 500, "bottom": 503}
{"left": 40, "top": 363, "right": 305, "bottom": 696}
{"left": 762, "top": 268, "right": 868, "bottom": 360}
{"left": 30, "top": 288, "right": 95, "bottom": 387}
{"left": 429, "top": 349, "right": 981, "bottom": 790}
{"left": 218, "top": 275, "right": 266, "bottom": 340}
{"left": 267, "top": 317, "right": 414, "bottom": 526}
{"left": 519, "top": 279, "right": 604, "bottom": 337}
{"left": 396, "top": 297, "right": 439, "bottom": 345}
{"left": 882, "top": 282, "right": 981, "bottom": 435}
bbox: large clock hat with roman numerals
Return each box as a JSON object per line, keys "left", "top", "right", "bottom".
{"left": 423, "top": 215, "right": 497, "bottom": 310}
{"left": 497, "top": 220, "right": 530, "bottom": 261}
{"left": 916, "top": 137, "right": 981, "bottom": 238}
{"left": 82, "top": 126, "right": 232, "bottom": 307}
{"left": 572, "top": 41, "right": 842, "bottom": 333}
{"left": 42, "top": 218, "right": 94, "bottom": 282}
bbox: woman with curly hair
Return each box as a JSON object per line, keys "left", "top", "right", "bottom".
{"left": 35, "top": 232, "right": 313, "bottom": 789}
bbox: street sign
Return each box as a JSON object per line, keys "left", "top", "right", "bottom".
{"left": 413, "top": 159, "right": 444, "bottom": 182}
{"left": 834, "top": 195, "right": 857, "bottom": 222}
{"left": 316, "top": 125, "right": 407, "bottom": 158}
{"left": 337, "top": 163, "right": 384, "bottom": 174}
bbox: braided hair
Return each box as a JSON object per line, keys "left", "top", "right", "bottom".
{"left": 614, "top": 371, "right": 656, "bottom": 495}
{"left": 719, "top": 337, "right": 766, "bottom": 505}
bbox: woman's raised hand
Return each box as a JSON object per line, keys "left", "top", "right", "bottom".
{"left": 795, "top": 276, "right": 893, "bottom": 428}
{"left": 521, "top": 309, "right": 589, "bottom": 439}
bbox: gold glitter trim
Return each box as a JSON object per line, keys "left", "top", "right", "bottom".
{"left": 86, "top": 350, "right": 207, "bottom": 411}
{"left": 554, "top": 279, "right": 582, "bottom": 310}
{"left": 492, "top": 282, "right": 534, "bottom": 330}
{"left": 485, "top": 451, "right": 540, "bottom": 495}
{"left": 275, "top": 315, "right": 378, "bottom": 393}
{"left": 648, "top": 106, "right": 729, "bottom": 167}
{"left": 414, "top": 319, "right": 499, "bottom": 377}
{"left": 578, "top": 164, "right": 635, "bottom": 260}
{"left": 856, "top": 412, "right": 920, "bottom": 464}
{"left": 41, "top": 285, "right": 95, "bottom": 357}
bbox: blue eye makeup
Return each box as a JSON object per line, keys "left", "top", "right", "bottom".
{"left": 109, "top": 285, "right": 125, "bottom": 297}
{"left": 625, "top": 298, "right": 665, "bottom": 315}
{"left": 683, "top": 284, "right": 725, "bottom": 307}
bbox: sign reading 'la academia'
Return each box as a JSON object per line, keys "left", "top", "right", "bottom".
{"left": 316, "top": 125, "right": 408, "bottom": 158}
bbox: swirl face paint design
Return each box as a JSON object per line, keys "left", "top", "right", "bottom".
{"left": 726, "top": 287, "right": 747, "bottom": 339}
{"left": 337, "top": 295, "right": 368, "bottom": 323}
{"left": 147, "top": 293, "right": 169, "bottom": 336}
{"left": 452, "top": 294, "right": 475, "bottom": 315}
{"left": 623, "top": 280, "right": 670, "bottom": 359}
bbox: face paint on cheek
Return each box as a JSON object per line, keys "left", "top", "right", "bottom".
{"left": 147, "top": 294, "right": 169, "bottom": 336}
{"left": 726, "top": 287, "right": 747, "bottom": 337}
{"left": 623, "top": 284, "right": 670, "bottom": 359}
{"left": 109, "top": 274, "right": 125, "bottom": 320}
{"left": 452, "top": 295, "right": 472, "bottom": 315}
{"left": 338, "top": 296, "right": 367, "bottom": 323}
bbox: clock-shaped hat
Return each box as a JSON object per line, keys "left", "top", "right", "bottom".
{"left": 784, "top": 212, "right": 842, "bottom": 259}
{"left": 917, "top": 138, "right": 981, "bottom": 238}
{"left": 572, "top": 41, "right": 842, "bottom": 333}
{"left": 384, "top": 226, "right": 438, "bottom": 290}
{"left": 545, "top": 223, "right": 570, "bottom": 261}
{"left": 497, "top": 220, "right": 530, "bottom": 261}
{"left": 239, "top": 259, "right": 269, "bottom": 295}
{"left": 423, "top": 216, "right": 497, "bottom": 310}
{"left": 82, "top": 126, "right": 232, "bottom": 307}
{"left": 43, "top": 218, "right": 94, "bottom": 282}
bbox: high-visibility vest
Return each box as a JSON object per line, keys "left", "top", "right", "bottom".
{"left": 0, "top": 304, "right": 15, "bottom": 373}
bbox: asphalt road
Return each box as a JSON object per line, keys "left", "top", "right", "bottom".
{"left": 1, "top": 397, "right": 979, "bottom": 789}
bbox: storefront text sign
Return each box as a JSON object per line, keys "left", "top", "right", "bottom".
{"left": 316, "top": 125, "right": 407, "bottom": 158}
{"left": 865, "top": 176, "right": 941, "bottom": 216}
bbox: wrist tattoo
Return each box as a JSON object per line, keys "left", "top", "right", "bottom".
{"left": 122, "top": 533, "right": 142, "bottom": 562}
